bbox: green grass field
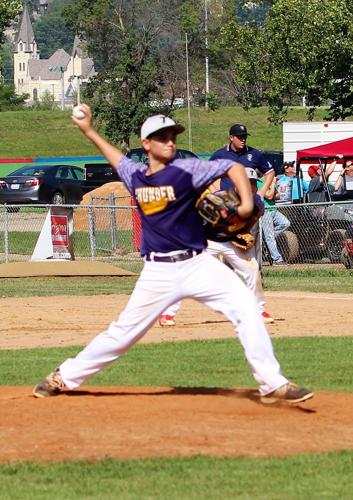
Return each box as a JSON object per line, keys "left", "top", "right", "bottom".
{"left": 0, "top": 106, "right": 331, "bottom": 176}
{"left": 0, "top": 269, "right": 352, "bottom": 297}
{"left": 0, "top": 271, "right": 353, "bottom": 500}
{"left": 2, "top": 336, "right": 353, "bottom": 499}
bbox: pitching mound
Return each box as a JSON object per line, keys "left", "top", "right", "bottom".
{"left": 1, "top": 387, "right": 352, "bottom": 463}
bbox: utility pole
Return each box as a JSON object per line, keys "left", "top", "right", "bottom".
{"left": 75, "top": 75, "right": 81, "bottom": 105}
{"left": 204, "top": 0, "right": 209, "bottom": 109}
{"left": 185, "top": 32, "right": 193, "bottom": 151}
{"left": 60, "top": 67, "right": 64, "bottom": 110}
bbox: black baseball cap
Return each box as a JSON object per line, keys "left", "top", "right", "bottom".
{"left": 229, "top": 124, "right": 249, "bottom": 137}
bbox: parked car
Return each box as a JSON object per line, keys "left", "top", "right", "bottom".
{"left": 0, "top": 164, "right": 86, "bottom": 206}
{"left": 84, "top": 163, "right": 120, "bottom": 189}
{"left": 82, "top": 149, "right": 198, "bottom": 189}
{"left": 126, "top": 147, "right": 198, "bottom": 163}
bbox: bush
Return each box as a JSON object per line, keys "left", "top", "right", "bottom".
{"left": 0, "top": 84, "right": 28, "bottom": 111}
{"left": 195, "top": 91, "right": 222, "bottom": 111}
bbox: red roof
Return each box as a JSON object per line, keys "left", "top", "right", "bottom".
{"left": 297, "top": 136, "right": 353, "bottom": 161}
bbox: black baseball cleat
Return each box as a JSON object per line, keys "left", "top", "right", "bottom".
{"left": 32, "top": 368, "right": 65, "bottom": 398}
{"left": 260, "top": 382, "right": 314, "bottom": 405}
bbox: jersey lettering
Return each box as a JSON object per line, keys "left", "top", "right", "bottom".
{"left": 135, "top": 185, "right": 176, "bottom": 215}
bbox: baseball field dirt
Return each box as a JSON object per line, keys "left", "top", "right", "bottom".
{"left": 1, "top": 290, "right": 353, "bottom": 463}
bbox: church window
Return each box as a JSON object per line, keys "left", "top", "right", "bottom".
{"left": 19, "top": 63, "right": 21, "bottom": 71}
{"left": 23, "top": 63, "right": 26, "bottom": 72}
{"left": 33, "top": 89, "right": 38, "bottom": 101}
{"left": 19, "top": 43, "right": 23, "bottom": 51}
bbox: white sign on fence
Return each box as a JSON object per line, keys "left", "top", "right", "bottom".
{"left": 31, "top": 208, "right": 74, "bottom": 261}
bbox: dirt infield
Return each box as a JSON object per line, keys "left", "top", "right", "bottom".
{"left": 1, "top": 291, "right": 353, "bottom": 463}
{"left": 0, "top": 291, "right": 351, "bottom": 349}
{"left": 2, "top": 387, "right": 353, "bottom": 463}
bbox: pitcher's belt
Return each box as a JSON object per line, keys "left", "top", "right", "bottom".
{"left": 145, "top": 249, "right": 202, "bottom": 262}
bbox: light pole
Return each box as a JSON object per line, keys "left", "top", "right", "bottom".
{"left": 48, "top": 65, "right": 65, "bottom": 110}
{"left": 204, "top": 0, "right": 209, "bottom": 109}
{"left": 75, "top": 75, "right": 81, "bottom": 105}
{"left": 185, "top": 32, "right": 193, "bottom": 151}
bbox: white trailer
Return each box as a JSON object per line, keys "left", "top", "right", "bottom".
{"left": 283, "top": 121, "right": 353, "bottom": 163}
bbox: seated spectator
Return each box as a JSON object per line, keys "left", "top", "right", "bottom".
{"left": 259, "top": 176, "right": 290, "bottom": 265}
{"left": 307, "top": 157, "right": 339, "bottom": 202}
{"left": 334, "top": 160, "right": 353, "bottom": 194}
{"left": 276, "top": 161, "right": 309, "bottom": 203}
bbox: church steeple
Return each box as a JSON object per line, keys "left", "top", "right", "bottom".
{"left": 14, "top": 5, "right": 39, "bottom": 93}
{"left": 15, "top": 5, "right": 37, "bottom": 54}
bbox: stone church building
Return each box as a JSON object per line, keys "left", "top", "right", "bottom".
{"left": 13, "top": 5, "right": 95, "bottom": 107}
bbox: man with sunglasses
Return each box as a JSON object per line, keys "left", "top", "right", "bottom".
{"left": 211, "top": 124, "right": 275, "bottom": 197}
{"left": 276, "top": 161, "right": 309, "bottom": 204}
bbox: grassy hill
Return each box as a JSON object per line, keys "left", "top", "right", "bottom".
{"left": 0, "top": 105, "right": 330, "bottom": 160}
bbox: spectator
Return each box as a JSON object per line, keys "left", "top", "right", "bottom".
{"left": 307, "top": 157, "right": 339, "bottom": 202}
{"left": 334, "top": 160, "right": 353, "bottom": 194}
{"left": 212, "top": 123, "right": 275, "bottom": 197}
{"left": 260, "top": 176, "right": 290, "bottom": 265}
{"left": 276, "top": 161, "right": 309, "bottom": 204}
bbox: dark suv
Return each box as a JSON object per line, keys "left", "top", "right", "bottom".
{"left": 83, "top": 148, "right": 198, "bottom": 190}
{"left": 127, "top": 147, "right": 198, "bottom": 163}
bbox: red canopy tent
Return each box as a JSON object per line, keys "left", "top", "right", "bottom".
{"left": 297, "top": 136, "right": 353, "bottom": 162}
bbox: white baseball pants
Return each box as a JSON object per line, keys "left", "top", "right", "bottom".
{"left": 162, "top": 239, "right": 265, "bottom": 317}
{"left": 60, "top": 252, "right": 288, "bottom": 395}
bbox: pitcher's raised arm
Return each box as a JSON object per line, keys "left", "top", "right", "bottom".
{"left": 72, "top": 103, "right": 125, "bottom": 170}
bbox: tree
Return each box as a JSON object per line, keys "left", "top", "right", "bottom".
{"left": 215, "top": 17, "right": 270, "bottom": 107}
{"left": 0, "top": 83, "right": 28, "bottom": 110}
{"left": 0, "top": 1, "right": 21, "bottom": 69}
{"left": 1, "top": 40, "right": 15, "bottom": 84}
{"left": 33, "top": 1, "right": 76, "bottom": 59}
{"left": 266, "top": 0, "right": 353, "bottom": 121}
{"left": 64, "top": 0, "right": 188, "bottom": 146}
{"left": 220, "top": 0, "right": 353, "bottom": 122}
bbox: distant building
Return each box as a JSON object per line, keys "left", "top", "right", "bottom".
{"left": 13, "top": 5, "right": 95, "bottom": 107}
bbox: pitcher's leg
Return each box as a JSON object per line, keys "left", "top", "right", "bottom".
{"left": 160, "top": 301, "right": 182, "bottom": 318}
{"left": 181, "top": 253, "right": 288, "bottom": 394}
{"left": 60, "top": 262, "right": 181, "bottom": 389}
{"left": 215, "top": 242, "right": 265, "bottom": 314}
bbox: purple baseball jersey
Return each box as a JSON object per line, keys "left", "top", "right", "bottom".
{"left": 118, "top": 156, "right": 235, "bottom": 255}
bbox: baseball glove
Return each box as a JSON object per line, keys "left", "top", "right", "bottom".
{"left": 196, "top": 188, "right": 264, "bottom": 251}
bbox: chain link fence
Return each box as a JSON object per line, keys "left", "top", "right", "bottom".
{"left": 260, "top": 200, "right": 353, "bottom": 268}
{"left": 1, "top": 198, "right": 353, "bottom": 271}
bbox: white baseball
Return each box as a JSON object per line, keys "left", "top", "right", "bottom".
{"left": 72, "top": 105, "right": 86, "bottom": 119}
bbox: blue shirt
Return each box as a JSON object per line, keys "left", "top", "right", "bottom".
{"left": 210, "top": 145, "right": 273, "bottom": 191}
{"left": 276, "top": 175, "right": 309, "bottom": 202}
{"left": 118, "top": 156, "right": 236, "bottom": 255}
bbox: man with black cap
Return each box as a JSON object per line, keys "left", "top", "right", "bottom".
{"left": 210, "top": 123, "right": 275, "bottom": 197}
{"left": 206, "top": 123, "right": 276, "bottom": 322}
